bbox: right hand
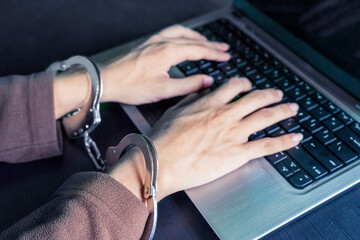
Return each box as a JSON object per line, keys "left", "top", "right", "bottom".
{"left": 150, "top": 77, "right": 303, "bottom": 200}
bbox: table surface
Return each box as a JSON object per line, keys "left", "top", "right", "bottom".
{"left": 1, "top": 103, "right": 360, "bottom": 240}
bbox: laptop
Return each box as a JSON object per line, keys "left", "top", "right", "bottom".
{"left": 94, "top": 0, "right": 360, "bottom": 239}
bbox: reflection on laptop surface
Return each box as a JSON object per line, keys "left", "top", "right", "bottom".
{"left": 121, "top": 0, "right": 360, "bottom": 239}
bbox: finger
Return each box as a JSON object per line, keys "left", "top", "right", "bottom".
{"left": 244, "top": 133, "right": 303, "bottom": 160}
{"left": 240, "top": 103, "right": 299, "bottom": 135}
{"left": 159, "top": 25, "right": 207, "bottom": 41}
{"left": 163, "top": 74, "right": 213, "bottom": 98}
{"left": 229, "top": 88, "right": 283, "bottom": 118}
{"left": 207, "top": 77, "right": 252, "bottom": 105}
{"left": 169, "top": 44, "right": 231, "bottom": 64}
{"left": 166, "top": 38, "right": 229, "bottom": 51}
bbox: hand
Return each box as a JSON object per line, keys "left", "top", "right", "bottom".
{"left": 108, "top": 78, "right": 303, "bottom": 202}
{"left": 100, "top": 25, "right": 230, "bottom": 104}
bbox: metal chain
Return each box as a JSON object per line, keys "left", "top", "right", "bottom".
{"left": 83, "top": 132, "right": 106, "bottom": 171}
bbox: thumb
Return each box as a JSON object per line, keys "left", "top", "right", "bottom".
{"left": 166, "top": 74, "right": 213, "bottom": 97}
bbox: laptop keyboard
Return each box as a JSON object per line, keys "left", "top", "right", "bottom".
{"left": 178, "top": 18, "right": 360, "bottom": 189}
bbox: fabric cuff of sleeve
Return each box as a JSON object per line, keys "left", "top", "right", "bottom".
{"left": 0, "top": 71, "right": 63, "bottom": 163}
{"left": 54, "top": 172, "right": 150, "bottom": 239}
{"left": 29, "top": 71, "right": 63, "bottom": 161}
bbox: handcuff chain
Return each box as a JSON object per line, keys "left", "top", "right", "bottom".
{"left": 84, "top": 132, "right": 106, "bottom": 171}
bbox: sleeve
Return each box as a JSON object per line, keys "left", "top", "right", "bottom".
{"left": 0, "top": 172, "right": 150, "bottom": 240}
{"left": 0, "top": 71, "right": 63, "bottom": 163}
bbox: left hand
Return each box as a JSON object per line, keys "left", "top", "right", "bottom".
{"left": 100, "top": 25, "right": 230, "bottom": 105}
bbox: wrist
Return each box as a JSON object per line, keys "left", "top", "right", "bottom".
{"left": 53, "top": 69, "right": 89, "bottom": 119}
{"left": 107, "top": 148, "right": 148, "bottom": 205}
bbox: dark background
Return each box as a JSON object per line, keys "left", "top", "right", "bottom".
{"left": 0, "top": 0, "right": 230, "bottom": 76}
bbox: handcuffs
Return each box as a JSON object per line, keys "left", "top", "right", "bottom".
{"left": 48, "top": 56, "right": 158, "bottom": 240}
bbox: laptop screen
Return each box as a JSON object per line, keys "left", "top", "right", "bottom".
{"left": 234, "top": 0, "right": 360, "bottom": 101}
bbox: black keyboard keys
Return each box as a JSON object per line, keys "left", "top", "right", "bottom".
{"left": 287, "top": 146, "right": 328, "bottom": 179}
{"left": 323, "top": 117, "right": 344, "bottom": 132}
{"left": 310, "top": 106, "right": 331, "bottom": 121}
{"left": 279, "top": 118, "right": 300, "bottom": 132}
{"left": 328, "top": 140, "right": 358, "bottom": 164}
{"left": 266, "top": 151, "right": 288, "bottom": 164}
{"left": 315, "top": 129, "right": 336, "bottom": 145}
{"left": 302, "top": 118, "right": 323, "bottom": 134}
{"left": 303, "top": 139, "right": 343, "bottom": 172}
{"left": 336, "top": 127, "right": 360, "bottom": 155}
{"left": 289, "top": 171, "right": 313, "bottom": 188}
{"left": 336, "top": 111, "right": 354, "bottom": 125}
{"left": 299, "top": 96, "right": 319, "bottom": 111}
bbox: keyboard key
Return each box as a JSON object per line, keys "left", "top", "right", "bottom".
{"left": 289, "top": 171, "right": 313, "bottom": 188}
{"left": 300, "top": 83, "right": 316, "bottom": 95}
{"left": 249, "top": 130, "right": 266, "bottom": 141}
{"left": 280, "top": 66, "right": 292, "bottom": 77}
{"left": 276, "top": 162, "right": 293, "bottom": 177}
{"left": 257, "top": 61, "right": 274, "bottom": 74}
{"left": 312, "top": 92, "right": 327, "bottom": 104}
{"left": 296, "top": 108, "right": 311, "bottom": 123}
{"left": 288, "top": 74, "right": 302, "bottom": 84}
{"left": 239, "top": 63, "right": 257, "bottom": 75}
{"left": 265, "top": 124, "right": 280, "bottom": 134}
{"left": 179, "top": 61, "right": 198, "bottom": 75}
{"left": 266, "top": 69, "right": 283, "bottom": 81}
{"left": 298, "top": 128, "right": 313, "bottom": 142}
{"left": 247, "top": 53, "right": 263, "bottom": 65}
{"left": 303, "top": 139, "right": 343, "bottom": 172}
{"left": 287, "top": 146, "right": 328, "bottom": 179}
{"left": 336, "top": 111, "right": 354, "bottom": 125}
{"left": 266, "top": 151, "right": 288, "bottom": 164}
{"left": 220, "top": 63, "right": 237, "bottom": 75}
{"left": 257, "top": 79, "right": 276, "bottom": 89}
{"left": 328, "top": 140, "right": 358, "bottom": 164}
{"left": 315, "top": 129, "right": 337, "bottom": 145}
{"left": 212, "top": 71, "right": 228, "bottom": 85}
{"left": 196, "top": 59, "right": 212, "bottom": 68}
{"left": 279, "top": 118, "right": 300, "bottom": 132}
{"left": 323, "top": 117, "right": 344, "bottom": 132}
{"left": 299, "top": 96, "right": 319, "bottom": 111}
{"left": 202, "top": 64, "right": 217, "bottom": 75}
{"left": 323, "top": 102, "right": 340, "bottom": 115}
{"left": 350, "top": 122, "right": 360, "bottom": 136}
{"left": 283, "top": 158, "right": 301, "bottom": 172}
{"left": 302, "top": 118, "right": 323, "bottom": 134}
{"left": 247, "top": 72, "right": 266, "bottom": 84}
{"left": 336, "top": 127, "right": 360, "bottom": 155}
{"left": 287, "top": 87, "right": 307, "bottom": 101}
{"left": 230, "top": 54, "right": 247, "bottom": 67}
{"left": 276, "top": 78, "right": 295, "bottom": 92}
{"left": 310, "top": 106, "right": 331, "bottom": 121}
{"left": 270, "top": 127, "right": 287, "bottom": 137}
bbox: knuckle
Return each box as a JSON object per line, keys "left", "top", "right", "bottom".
{"left": 263, "top": 138, "right": 275, "bottom": 150}
{"left": 251, "top": 90, "right": 265, "bottom": 101}
{"left": 260, "top": 108, "right": 274, "bottom": 119}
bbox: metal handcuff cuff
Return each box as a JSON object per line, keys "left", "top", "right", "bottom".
{"left": 47, "top": 56, "right": 158, "bottom": 240}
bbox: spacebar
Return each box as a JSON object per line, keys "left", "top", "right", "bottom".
{"left": 286, "top": 146, "right": 328, "bottom": 179}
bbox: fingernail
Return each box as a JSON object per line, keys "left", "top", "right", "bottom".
{"left": 289, "top": 103, "right": 299, "bottom": 112}
{"left": 276, "top": 89, "right": 283, "bottom": 98}
{"left": 203, "top": 76, "right": 213, "bottom": 88}
{"left": 292, "top": 133, "right": 303, "bottom": 143}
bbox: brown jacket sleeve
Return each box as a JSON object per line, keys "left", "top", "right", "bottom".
{"left": 0, "top": 172, "right": 150, "bottom": 239}
{"left": 0, "top": 71, "right": 63, "bottom": 163}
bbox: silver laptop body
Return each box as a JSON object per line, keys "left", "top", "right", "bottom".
{"left": 93, "top": 4, "right": 360, "bottom": 240}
